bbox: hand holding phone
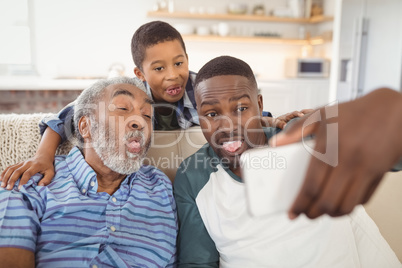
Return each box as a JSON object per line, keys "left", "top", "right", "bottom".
{"left": 240, "top": 140, "right": 315, "bottom": 217}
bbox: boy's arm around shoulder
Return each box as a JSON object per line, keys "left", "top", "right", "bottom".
{"left": 173, "top": 158, "right": 219, "bottom": 268}
{"left": 1, "top": 127, "right": 61, "bottom": 190}
{"left": 0, "top": 102, "right": 75, "bottom": 190}
{"left": 39, "top": 101, "right": 76, "bottom": 142}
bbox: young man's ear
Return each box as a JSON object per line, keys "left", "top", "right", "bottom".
{"left": 78, "top": 116, "right": 91, "bottom": 140}
{"left": 134, "top": 67, "right": 145, "bottom": 82}
{"left": 257, "top": 94, "right": 264, "bottom": 114}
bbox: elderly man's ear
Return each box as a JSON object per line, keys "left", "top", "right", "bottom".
{"left": 78, "top": 116, "right": 91, "bottom": 140}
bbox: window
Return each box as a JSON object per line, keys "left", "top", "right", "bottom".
{"left": 0, "top": 0, "right": 35, "bottom": 75}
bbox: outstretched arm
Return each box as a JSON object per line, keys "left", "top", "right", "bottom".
{"left": 269, "top": 88, "right": 402, "bottom": 219}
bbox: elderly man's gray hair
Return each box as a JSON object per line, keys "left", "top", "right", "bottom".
{"left": 73, "top": 76, "right": 147, "bottom": 145}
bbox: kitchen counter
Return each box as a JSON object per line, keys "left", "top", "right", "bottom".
{"left": 257, "top": 78, "right": 329, "bottom": 85}
{"left": 257, "top": 78, "right": 330, "bottom": 116}
{"left": 0, "top": 75, "right": 329, "bottom": 91}
{"left": 0, "top": 76, "right": 330, "bottom": 114}
{"left": 0, "top": 76, "right": 100, "bottom": 91}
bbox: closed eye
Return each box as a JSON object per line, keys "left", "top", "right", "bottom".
{"left": 118, "top": 107, "right": 128, "bottom": 111}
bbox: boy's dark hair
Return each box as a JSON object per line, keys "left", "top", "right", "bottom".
{"left": 131, "top": 21, "right": 187, "bottom": 71}
{"left": 194, "top": 55, "right": 257, "bottom": 90}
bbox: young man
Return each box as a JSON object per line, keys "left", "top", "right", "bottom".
{"left": 173, "top": 56, "right": 401, "bottom": 267}
{"left": 0, "top": 77, "right": 177, "bottom": 267}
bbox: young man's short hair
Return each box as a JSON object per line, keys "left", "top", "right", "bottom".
{"left": 194, "top": 55, "right": 258, "bottom": 90}
{"left": 131, "top": 21, "right": 187, "bottom": 71}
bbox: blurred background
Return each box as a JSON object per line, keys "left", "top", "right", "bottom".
{"left": 0, "top": 0, "right": 401, "bottom": 114}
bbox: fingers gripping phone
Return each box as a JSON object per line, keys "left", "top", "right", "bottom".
{"left": 240, "top": 140, "right": 315, "bottom": 217}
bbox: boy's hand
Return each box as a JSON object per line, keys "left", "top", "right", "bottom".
{"left": 262, "top": 109, "right": 313, "bottom": 129}
{"left": 0, "top": 154, "right": 55, "bottom": 190}
{"left": 269, "top": 88, "right": 402, "bottom": 220}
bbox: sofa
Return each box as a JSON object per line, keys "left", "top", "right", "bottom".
{"left": 0, "top": 113, "right": 401, "bottom": 261}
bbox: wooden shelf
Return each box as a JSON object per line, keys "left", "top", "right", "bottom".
{"left": 147, "top": 11, "right": 333, "bottom": 24}
{"left": 148, "top": 11, "right": 333, "bottom": 45}
{"left": 182, "top": 35, "right": 306, "bottom": 45}
{"left": 182, "top": 35, "right": 330, "bottom": 46}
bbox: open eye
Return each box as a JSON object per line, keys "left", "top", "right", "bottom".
{"left": 175, "top": 62, "right": 183, "bottom": 67}
{"left": 154, "top": 66, "right": 164, "bottom": 71}
{"left": 206, "top": 112, "right": 218, "bottom": 118}
{"left": 237, "top": 107, "right": 248, "bottom": 112}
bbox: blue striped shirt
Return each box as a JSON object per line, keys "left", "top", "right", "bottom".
{"left": 0, "top": 147, "right": 177, "bottom": 267}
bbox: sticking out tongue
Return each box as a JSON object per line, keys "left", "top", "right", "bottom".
{"left": 166, "top": 87, "right": 181, "bottom": 96}
{"left": 222, "top": 140, "right": 242, "bottom": 153}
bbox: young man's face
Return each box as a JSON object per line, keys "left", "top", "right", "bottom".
{"left": 195, "top": 75, "right": 267, "bottom": 175}
{"left": 135, "top": 40, "right": 189, "bottom": 104}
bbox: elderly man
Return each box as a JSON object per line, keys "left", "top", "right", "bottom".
{"left": 0, "top": 77, "right": 177, "bottom": 267}
{"left": 173, "top": 56, "right": 400, "bottom": 267}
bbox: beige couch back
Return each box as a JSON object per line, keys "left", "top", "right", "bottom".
{"left": 144, "top": 127, "right": 207, "bottom": 181}
{"left": 0, "top": 113, "right": 400, "bottom": 261}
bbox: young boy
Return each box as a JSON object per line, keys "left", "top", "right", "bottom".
{"left": 173, "top": 55, "right": 401, "bottom": 267}
{"left": 132, "top": 20, "right": 198, "bottom": 130}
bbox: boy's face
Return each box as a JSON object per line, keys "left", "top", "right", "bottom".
{"left": 134, "top": 40, "right": 189, "bottom": 104}
{"left": 195, "top": 75, "right": 267, "bottom": 175}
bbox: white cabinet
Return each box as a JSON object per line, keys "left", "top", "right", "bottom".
{"left": 259, "top": 80, "right": 329, "bottom": 116}
{"left": 259, "top": 82, "right": 295, "bottom": 116}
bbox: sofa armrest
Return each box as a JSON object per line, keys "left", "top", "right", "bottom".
{"left": 0, "top": 113, "right": 75, "bottom": 172}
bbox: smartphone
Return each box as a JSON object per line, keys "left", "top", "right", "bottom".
{"left": 240, "top": 140, "right": 315, "bottom": 217}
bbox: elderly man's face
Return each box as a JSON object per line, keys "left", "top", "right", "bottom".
{"left": 90, "top": 83, "right": 153, "bottom": 174}
{"left": 195, "top": 75, "right": 267, "bottom": 172}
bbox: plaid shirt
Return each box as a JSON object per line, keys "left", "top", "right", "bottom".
{"left": 144, "top": 71, "right": 199, "bottom": 130}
